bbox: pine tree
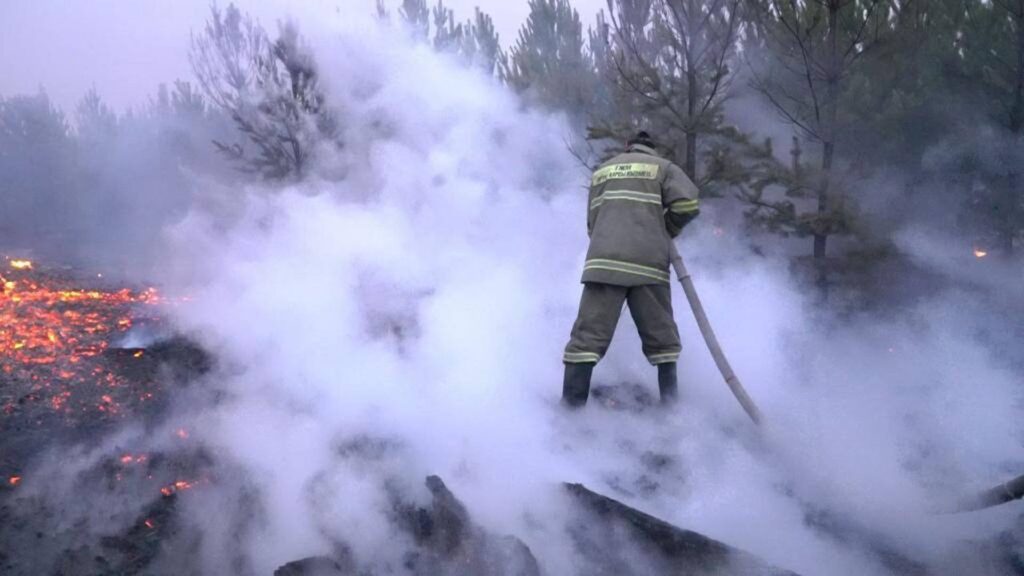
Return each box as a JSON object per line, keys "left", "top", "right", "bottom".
{"left": 746, "top": 0, "right": 898, "bottom": 293}
{"left": 837, "top": 0, "right": 1022, "bottom": 257}
{"left": 76, "top": 88, "right": 118, "bottom": 144}
{"left": 955, "top": 0, "right": 1024, "bottom": 255}
{"left": 388, "top": 1, "right": 502, "bottom": 75}
{"left": 582, "top": 0, "right": 746, "bottom": 195}
{"left": 459, "top": 9, "right": 502, "bottom": 76}
{"left": 0, "top": 91, "right": 74, "bottom": 242}
{"left": 189, "top": 4, "right": 338, "bottom": 181}
{"left": 501, "top": 0, "right": 594, "bottom": 122}
{"left": 399, "top": 0, "right": 430, "bottom": 40}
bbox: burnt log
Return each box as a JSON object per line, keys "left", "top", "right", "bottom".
{"left": 274, "top": 474, "right": 540, "bottom": 576}
{"left": 565, "top": 482, "right": 800, "bottom": 576}
{"left": 393, "top": 475, "right": 541, "bottom": 576}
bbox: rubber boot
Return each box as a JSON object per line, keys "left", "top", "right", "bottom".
{"left": 562, "top": 362, "right": 595, "bottom": 408}
{"left": 658, "top": 362, "right": 678, "bottom": 405}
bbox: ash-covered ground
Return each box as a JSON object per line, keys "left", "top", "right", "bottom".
{"left": 0, "top": 259, "right": 213, "bottom": 575}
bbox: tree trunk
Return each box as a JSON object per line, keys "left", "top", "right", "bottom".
{"left": 814, "top": 141, "right": 833, "bottom": 300}
{"left": 814, "top": 0, "right": 842, "bottom": 299}
{"left": 684, "top": 3, "right": 699, "bottom": 180}
{"left": 1003, "top": 172, "right": 1018, "bottom": 256}
{"left": 814, "top": 141, "right": 833, "bottom": 263}
{"left": 1005, "top": 2, "right": 1024, "bottom": 256}
{"left": 686, "top": 66, "right": 698, "bottom": 179}
{"left": 791, "top": 136, "right": 802, "bottom": 176}
{"left": 1011, "top": 0, "right": 1024, "bottom": 134}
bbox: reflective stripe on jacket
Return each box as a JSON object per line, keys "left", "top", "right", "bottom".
{"left": 582, "top": 144, "right": 700, "bottom": 286}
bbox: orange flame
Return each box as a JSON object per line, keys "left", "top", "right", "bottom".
{"left": 9, "top": 476, "right": 22, "bottom": 486}
{"left": 973, "top": 248, "right": 988, "bottom": 258}
{"left": 9, "top": 260, "right": 32, "bottom": 270}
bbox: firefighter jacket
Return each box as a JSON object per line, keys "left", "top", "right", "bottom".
{"left": 582, "top": 144, "right": 700, "bottom": 286}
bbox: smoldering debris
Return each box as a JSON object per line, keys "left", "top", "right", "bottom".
{"left": 565, "top": 482, "right": 800, "bottom": 576}
{"left": 0, "top": 261, "right": 211, "bottom": 480}
{"left": 273, "top": 474, "right": 806, "bottom": 576}
{"left": 0, "top": 441, "right": 215, "bottom": 576}
{"left": 0, "top": 260, "right": 215, "bottom": 575}
{"left": 387, "top": 475, "right": 542, "bottom": 576}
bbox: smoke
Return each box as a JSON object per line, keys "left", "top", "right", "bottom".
{"left": 8, "top": 7, "right": 1024, "bottom": 576}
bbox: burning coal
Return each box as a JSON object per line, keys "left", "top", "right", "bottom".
{"left": 0, "top": 260, "right": 162, "bottom": 419}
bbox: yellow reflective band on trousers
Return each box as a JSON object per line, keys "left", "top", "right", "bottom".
{"left": 583, "top": 259, "right": 670, "bottom": 283}
{"left": 647, "top": 351, "right": 680, "bottom": 365}
{"left": 591, "top": 163, "right": 660, "bottom": 186}
{"left": 563, "top": 351, "right": 601, "bottom": 363}
{"left": 590, "top": 190, "right": 663, "bottom": 210}
{"left": 669, "top": 198, "right": 700, "bottom": 214}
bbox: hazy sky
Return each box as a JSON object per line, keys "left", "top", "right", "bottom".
{"left": 0, "top": 0, "right": 606, "bottom": 113}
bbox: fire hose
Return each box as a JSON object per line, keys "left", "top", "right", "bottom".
{"left": 667, "top": 241, "right": 1023, "bottom": 512}
{"left": 668, "top": 242, "right": 762, "bottom": 425}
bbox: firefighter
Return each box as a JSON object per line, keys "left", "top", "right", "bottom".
{"left": 562, "top": 131, "right": 700, "bottom": 407}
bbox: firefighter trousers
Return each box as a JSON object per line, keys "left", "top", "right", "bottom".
{"left": 563, "top": 282, "right": 681, "bottom": 366}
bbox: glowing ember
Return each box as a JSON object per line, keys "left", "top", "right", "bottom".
{"left": 120, "top": 453, "right": 148, "bottom": 465}
{"left": 133, "top": 350, "right": 144, "bottom": 358}
{"left": 8, "top": 476, "right": 21, "bottom": 486}
{"left": 175, "top": 428, "right": 189, "bottom": 439}
{"left": 144, "top": 519, "right": 155, "bottom": 529}
{"left": 0, "top": 262, "right": 164, "bottom": 421}
{"left": 973, "top": 248, "right": 988, "bottom": 258}
{"left": 160, "top": 479, "right": 199, "bottom": 496}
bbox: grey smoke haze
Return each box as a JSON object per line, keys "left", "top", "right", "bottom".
{"left": 0, "top": 0, "right": 607, "bottom": 112}
{"left": 3, "top": 2, "right": 1023, "bottom": 576}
